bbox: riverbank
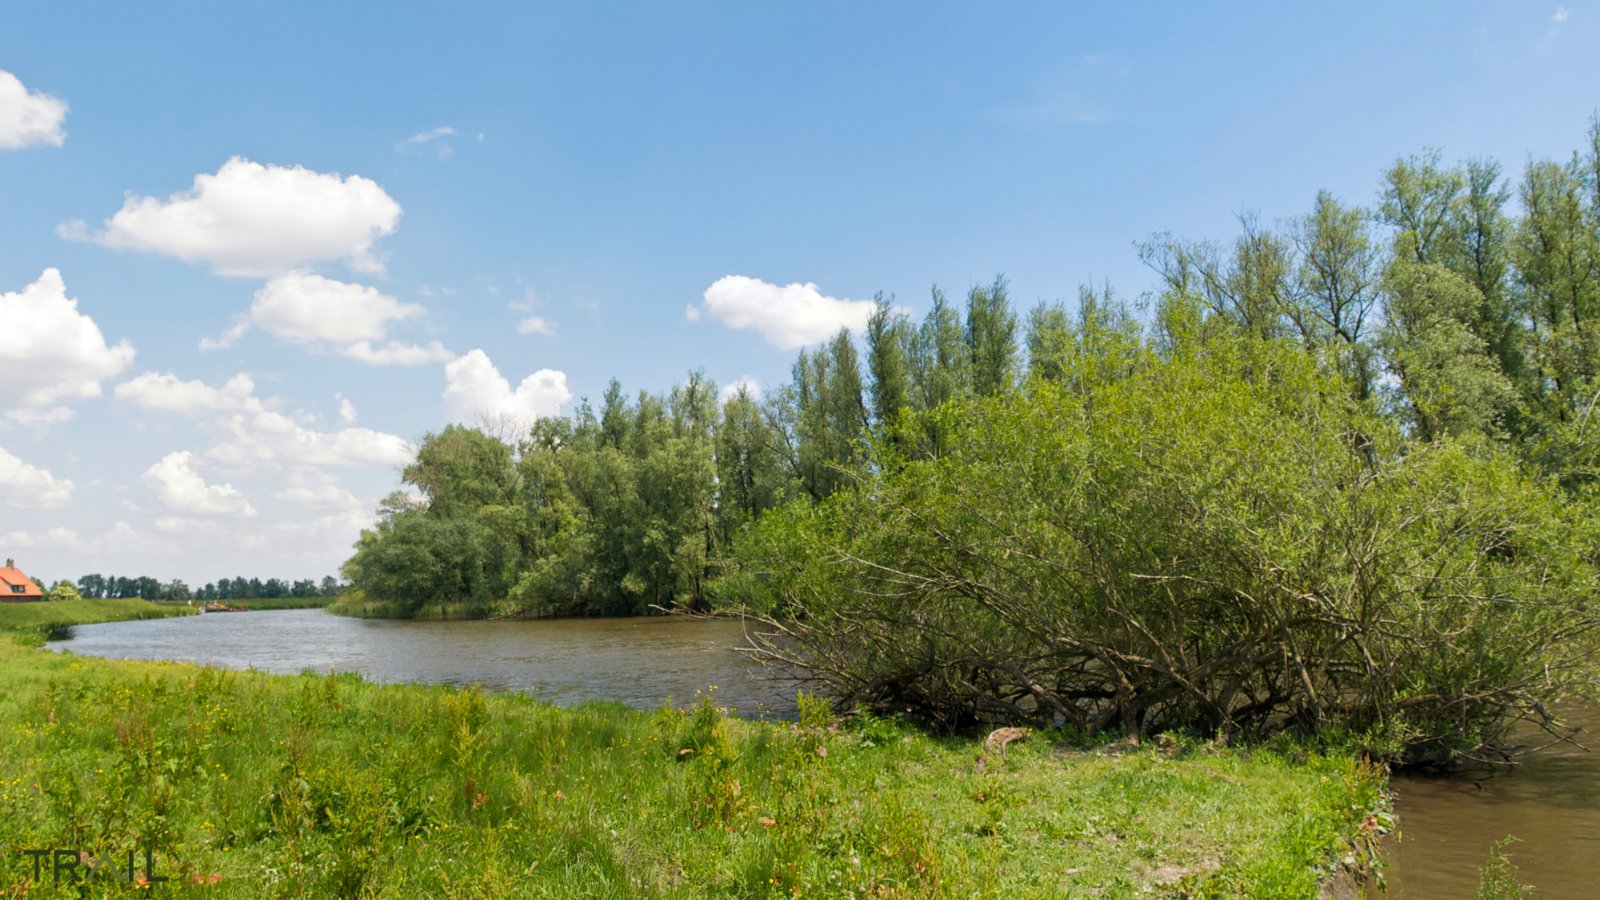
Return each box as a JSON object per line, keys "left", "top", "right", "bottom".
{"left": 325, "top": 594, "right": 495, "bottom": 619}
{"left": 326, "top": 591, "right": 548, "bottom": 619}
{"left": 0, "top": 597, "right": 195, "bottom": 643}
{"left": 3, "top": 629, "right": 1385, "bottom": 897}
{"left": 165, "top": 596, "right": 337, "bottom": 612}
{"left": 324, "top": 592, "right": 705, "bottom": 621}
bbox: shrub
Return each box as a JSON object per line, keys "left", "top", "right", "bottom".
{"left": 734, "top": 338, "right": 1600, "bottom": 766}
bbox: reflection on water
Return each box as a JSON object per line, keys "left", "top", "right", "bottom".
{"left": 48, "top": 608, "right": 797, "bottom": 719}
{"left": 1373, "top": 702, "right": 1600, "bottom": 899}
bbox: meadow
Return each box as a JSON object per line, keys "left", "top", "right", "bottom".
{"left": 0, "top": 601, "right": 1385, "bottom": 898}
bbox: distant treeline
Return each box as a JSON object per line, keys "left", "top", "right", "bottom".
{"left": 64, "top": 574, "right": 343, "bottom": 602}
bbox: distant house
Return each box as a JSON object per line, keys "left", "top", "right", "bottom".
{"left": 1, "top": 559, "right": 45, "bottom": 602}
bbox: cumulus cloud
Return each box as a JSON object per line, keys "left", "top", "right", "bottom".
{"left": 0, "top": 70, "right": 67, "bottom": 149}
{"left": 0, "top": 445, "right": 74, "bottom": 509}
{"left": 203, "top": 274, "right": 450, "bottom": 364}
{"left": 142, "top": 450, "right": 257, "bottom": 516}
{"left": 688, "top": 275, "right": 878, "bottom": 349}
{"left": 0, "top": 269, "right": 136, "bottom": 424}
{"left": 337, "top": 395, "right": 357, "bottom": 424}
{"left": 67, "top": 157, "right": 402, "bottom": 277}
{"left": 115, "top": 372, "right": 255, "bottom": 413}
{"left": 251, "top": 273, "right": 417, "bottom": 342}
{"left": 442, "top": 349, "right": 571, "bottom": 424}
{"left": 207, "top": 409, "right": 413, "bottom": 471}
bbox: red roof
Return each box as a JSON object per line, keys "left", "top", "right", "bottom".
{"left": 0, "top": 565, "right": 44, "bottom": 598}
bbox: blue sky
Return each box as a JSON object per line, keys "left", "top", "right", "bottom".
{"left": 2, "top": 2, "right": 1597, "bottom": 585}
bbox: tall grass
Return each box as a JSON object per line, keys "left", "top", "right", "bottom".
{"left": 0, "top": 634, "right": 1385, "bottom": 897}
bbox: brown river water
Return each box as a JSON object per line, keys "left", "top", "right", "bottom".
{"left": 48, "top": 608, "right": 797, "bottom": 718}
{"left": 1371, "top": 702, "right": 1600, "bottom": 898}
{"left": 49, "top": 610, "right": 1598, "bottom": 896}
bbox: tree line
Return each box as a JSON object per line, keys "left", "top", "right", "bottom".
{"left": 344, "top": 121, "right": 1600, "bottom": 763}
{"left": 59, "top": 573, "right": 343, "bottom": 602}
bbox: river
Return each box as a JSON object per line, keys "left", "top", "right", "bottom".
{"left": 48, "top": 609, "right": 1597, "bottom": 896}
{"left": 48, "top": 608, "right": 796, "bottom": 718}
{"left": 1371, "top": 702, "right": 1600, "bottom": 898}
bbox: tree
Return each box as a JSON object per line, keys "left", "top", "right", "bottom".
{"left": 910, "top": 286, "right": 970, "bottom": 414}
{"left": 716, "top": 385, "right": 786, "bottom": 539}
{"left": 1381, "top": 151, "right": 1528, "bottom": 407}
{"left": 965, "top": 276, "right": 1017, "bottom": 397}
{"left": 865, "top": 295, "right": 912, "bottom": 428}
{"left": 1024, "top": 301, "right": 1072, "bottom": 383}
{"left": 46, "top": 581, "right": 80, "bottom": 602}
{"left": 1381, "top": 245, "right": 1516, "bottom": 441}
{"left": 405, "top": 425, "right": 519, "bottom": 517}
{"left": 1293, "top": 191, "right": 1380, "bottom": 397}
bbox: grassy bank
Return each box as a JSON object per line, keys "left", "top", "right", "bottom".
{"left": 0, "top": 597, "right": 194, "bottom": 643}
{"left": 1, "top": 634, "right": 1385, "bottom": 898}
{"left": 325, "top": 593, "right": 474, "bottom": 619}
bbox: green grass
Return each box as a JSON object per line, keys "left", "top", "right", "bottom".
{"left": 0, "top": 597, "right": 194, "bottom": 643}
{"left": 326, "top": 596, "right": 472, "bottom": 619}
{"left": 0, "top": 631, "right": 1386, "bottom": 898}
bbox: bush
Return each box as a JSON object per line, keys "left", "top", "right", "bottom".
{"left": 733, "top": 338, "right": 1600, "bottom": 766}
{"left": 45, "top": 581, "right": 81, "bottom": 602}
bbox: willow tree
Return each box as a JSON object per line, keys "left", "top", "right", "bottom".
{"left": 734, "top": 333, "right": 1600, "bottom": 766}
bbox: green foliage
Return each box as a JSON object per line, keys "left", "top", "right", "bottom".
{"left": 45, "top": 581, "right": 81, "bottom": 603}
{"left": 734, "top": 333, "right": 1600, "bottom": 765}
{"left": 1381, "top": 242, "right": 1517, "bottom": 440}
{"left": 1475, "top": 837, "right": 1536, "bottom": 899}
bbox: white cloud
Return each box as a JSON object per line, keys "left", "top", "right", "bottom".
{"left": 115, "top": 372, "right": 255, "bottom": 414}
{"left": 442, "top": 349, "right": 571, "bottom": 424}
{"left": 1, "top": 526, "right": 79, "bottom": 549}
{"left": 340, "top": 340, "right": 454, "bottom": 365}
{"left": 142, "top": 450, "right": 257, "bottom": 517}
{"left": 399, "top": 126, "right": 456, "bottom": 159}
{"left": 689, "top": 275, "right": 878, "bottom": 349}
{"left": 718, "top": 375, "right": 762, "bottom": 405}
{"left": 0, "top": 269, "right": 136, "bottom": 424}
{"left": 207, "top": 409, "right": 413, "bottom": 471}
{"left": 516, "top": 315, "right": 554, "bottom": 335}
{"left": 1553, "top": 7, "right": 1569, "bottom": 23}
{"left": 337, "top": 395, "right": 357, "bottom": 424}
{"left": 151, "top": 516, "right": 217, "bottom": 537}
{"left": 0, "top": 70, "right": 67, "bottom": 149}
{"left": 269, "top": 511, "right": 372, "bottom": 558}
{"left": 0, "top": 445, "right": 74, "bottom": 509}
{"left": 251, "top": 273, "right": 419, "bottom": 342}
{"left": 7, "top": 407, "right": 75, "bottom": 427}
{"left": 273, "top": 469, "right": 361, "bottom": 511}
{"left": 198, "top": 321, "right": 250, "bottom": 352}
{"left": 70, "top": 157, "right": 402, "bottom": 277}
{"left": 405, "top": 125, "right": 455, "bottom": 144}
{"left": 204, "top": 274, "right": 450, "bottom": 365}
